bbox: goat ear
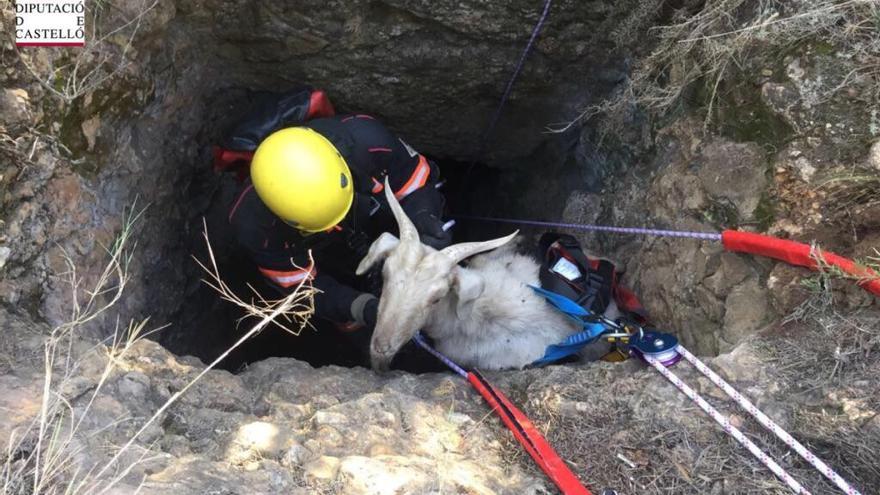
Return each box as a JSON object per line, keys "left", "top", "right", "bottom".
{"left": 454, "top": 268, "right": 484, "bottom": 315}
{"left": 356, "top": 232, "right": 400, "bottom": 275}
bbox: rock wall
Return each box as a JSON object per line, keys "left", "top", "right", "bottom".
{"left": 556, "top": 43, "right": 879, "bottom": 354}
{"left": 195, "top": 0, "right": 645, "bottom": 162}
{"left": 1, "top": 0, "right": 659, "bottom": 356}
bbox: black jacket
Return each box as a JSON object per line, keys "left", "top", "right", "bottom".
{"left": 228, "top": 113, "right": 446, "bottom": 324}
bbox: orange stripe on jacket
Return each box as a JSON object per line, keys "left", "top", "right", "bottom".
{"left": 258, "top": 263, "right": 317, "bottom": 288}
{"left": 394, "top": 155, "right": 431, "bottom": 200}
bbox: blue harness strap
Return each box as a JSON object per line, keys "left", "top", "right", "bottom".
{"left": 530, "top": 286, "right": 614, "bottom": 366}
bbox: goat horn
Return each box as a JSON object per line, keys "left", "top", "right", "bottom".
{"left": 441, "top": 231, "right": 519, "bottom": 264}
{"left": 384, "top": 177, "right": 418, "bottom": 243}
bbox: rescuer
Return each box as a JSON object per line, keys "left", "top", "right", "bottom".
{"left": 215, "top": 88, "right": 451, "bottom": 356}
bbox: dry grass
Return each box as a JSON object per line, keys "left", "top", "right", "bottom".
{"left": 763, "top": 297, "right": 880, "bottom": 489}
{"left": 811, "top": 245, "right": 880, "bottom": 287}
{"left": 192, "top": 219, "right": 317, "bottom": 336}
{"left": 796, "top": 232, "right": 880, "bottom": 290}
{"left": 552, "top": 0, "right": 880, "bottom": 136}
{"left": 0, "top": 209, "right": 316, "bottom": 494}
{"left": 819, "top": 166, "right": 880, "bottom": 213}
{"left": 535, "top": 389, "right": 805, "bottom": 493}
{"left": 2, "top": 202, "right": 153, "bottom": 494}
{"left": 776, "top": 279, "right": 879, "bottom": 388}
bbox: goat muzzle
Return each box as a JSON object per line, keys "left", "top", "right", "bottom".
{"left": 370, "top": 338, "right": 398, "bottom": 372}
{"left": 370, "top": 352, "right": 392, "bottom": 372}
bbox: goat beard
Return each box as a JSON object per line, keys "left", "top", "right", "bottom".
{"left": 370, "top": 352, "right": 392, "bottom": 372}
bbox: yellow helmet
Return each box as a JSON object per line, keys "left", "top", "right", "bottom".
{"left": 250, "top": 127, "right": 354, "bottom": 233}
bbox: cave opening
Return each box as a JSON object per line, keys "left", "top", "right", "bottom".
{"left": 0, "top": 0, "right": 782, "bottom": 377}
{"left": 190, "top": 167, "right": 502, "bottom": 373}
{"left": 155, "top": 88, "right": 515, "bottom": 373}
{"left": 115, "top": 2, "right": 682, "bottom": 373}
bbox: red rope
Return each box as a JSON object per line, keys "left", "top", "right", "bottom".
{"left": 468, "top": 372, "right": 593, "bottom": 495}
{"left": 722, "top": 230, "right": 880, "bottom": 297}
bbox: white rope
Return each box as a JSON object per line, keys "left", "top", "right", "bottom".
{"left": 642, "top": 353, "right": 812, "bottom": 495}
{"left": 676, "top": 345, "right": 863, "bottom": 495}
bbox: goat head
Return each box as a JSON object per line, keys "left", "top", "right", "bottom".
{"left": 357, "top": 178, "right": 517, "bottom": 370}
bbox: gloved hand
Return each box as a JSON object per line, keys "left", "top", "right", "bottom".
{"left": 411, "top": 210, "right": 452, "bottom": 249}
{"left": 344, "top": 294, "right": 379, "bottom": 359}
{"left": 349, "top": 293, "right": 378, "bottom": 329}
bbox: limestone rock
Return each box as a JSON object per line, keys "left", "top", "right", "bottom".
{"left": 138, "top": 457, "right": 301, "bottom": 495}
{"left": 868, "top": 140, "right": 880, "bottom": 172}
{"left": 767, "top": 263, "right": 812, "bottom": 315}
{"left": 594, "top": 127, "right": 779, "bottom": 354}
{"left": 696, "top": 140, "right": 768, "bottom": 219}
{"left": 720, "top": 278, "right": 773, "bottom": 352}
{"left": 81, "top": 116, "right": 101, "bottom": 151}
{"left": 0, "top": 246, "right": 10, "bottom": 270}
{"left": 0, "top": 375, "right": 41, "bottom": 445}
{"left": 0, "top": 89, "right": 31, "bottom": 127}
{"left": 2, "top": 298, "right": 879, "bottom": 493}
{"left": 761, "top": 81, "right": 801, "bottom": 129}
{"left": 304, "top": 455, "right": 341, "bottom": 481}
{"left": 337, "top": 455, "right": 429, "bottom": 494}
{"left": 712, "top": 342, "right": 765, "bottom": 384}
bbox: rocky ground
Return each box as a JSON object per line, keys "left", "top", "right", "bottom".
{"left": 1, "top": 0, "right": 878, "bottom": 494}
{"left": 1, "top": 303, "right": 877, "bottom": 494}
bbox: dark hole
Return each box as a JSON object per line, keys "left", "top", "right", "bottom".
{"left": 162, "top": 114, "right": 485, "bottom": 374}
{"left": 169, "top": 241, "right": 459, "bottom": 374}
{"left": 154, "top": 87, "right": 581, "bottom": 374}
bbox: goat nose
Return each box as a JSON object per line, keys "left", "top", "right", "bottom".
{"left": 372, "top": 342, "right": 393, "bottom": 356}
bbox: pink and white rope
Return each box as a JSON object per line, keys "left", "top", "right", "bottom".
{"left": 642, "top": 353, "right": 812, "bottom": 495}
{"left": 457, "top": 216, "right": 724, "bottom": 241}
{"left": 676, "top": 345, "right": 863, "bottom": 495}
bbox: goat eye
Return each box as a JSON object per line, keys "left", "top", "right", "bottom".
{"left": 429, "top": 297, "right": 441, "bottom": 305}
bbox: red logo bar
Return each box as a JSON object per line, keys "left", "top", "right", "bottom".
{"left": 16, "top": 42, "right": 85, "bottom": 47}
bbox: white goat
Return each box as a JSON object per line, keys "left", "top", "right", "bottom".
{"left": 357, "top": 181, "right": 615, "bottom": 370}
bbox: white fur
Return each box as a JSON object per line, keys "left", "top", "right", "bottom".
{"left": 359, "top": 179, "right": 614, "bottom": 371}
{"left": 425, "top": 250, "right": 580, "bottom": 370}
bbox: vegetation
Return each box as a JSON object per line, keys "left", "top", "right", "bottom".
{"left": 819, "top": 166, "right": 880, "bottom": 213}
{"left": 4, "top": 0, "right": 159, "bottom": 103}
{"left": 554, "top": 0, "right": 880, "bottom": 136}
{"left": 0, "top": 208, "right": 315, "bottom": 494}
